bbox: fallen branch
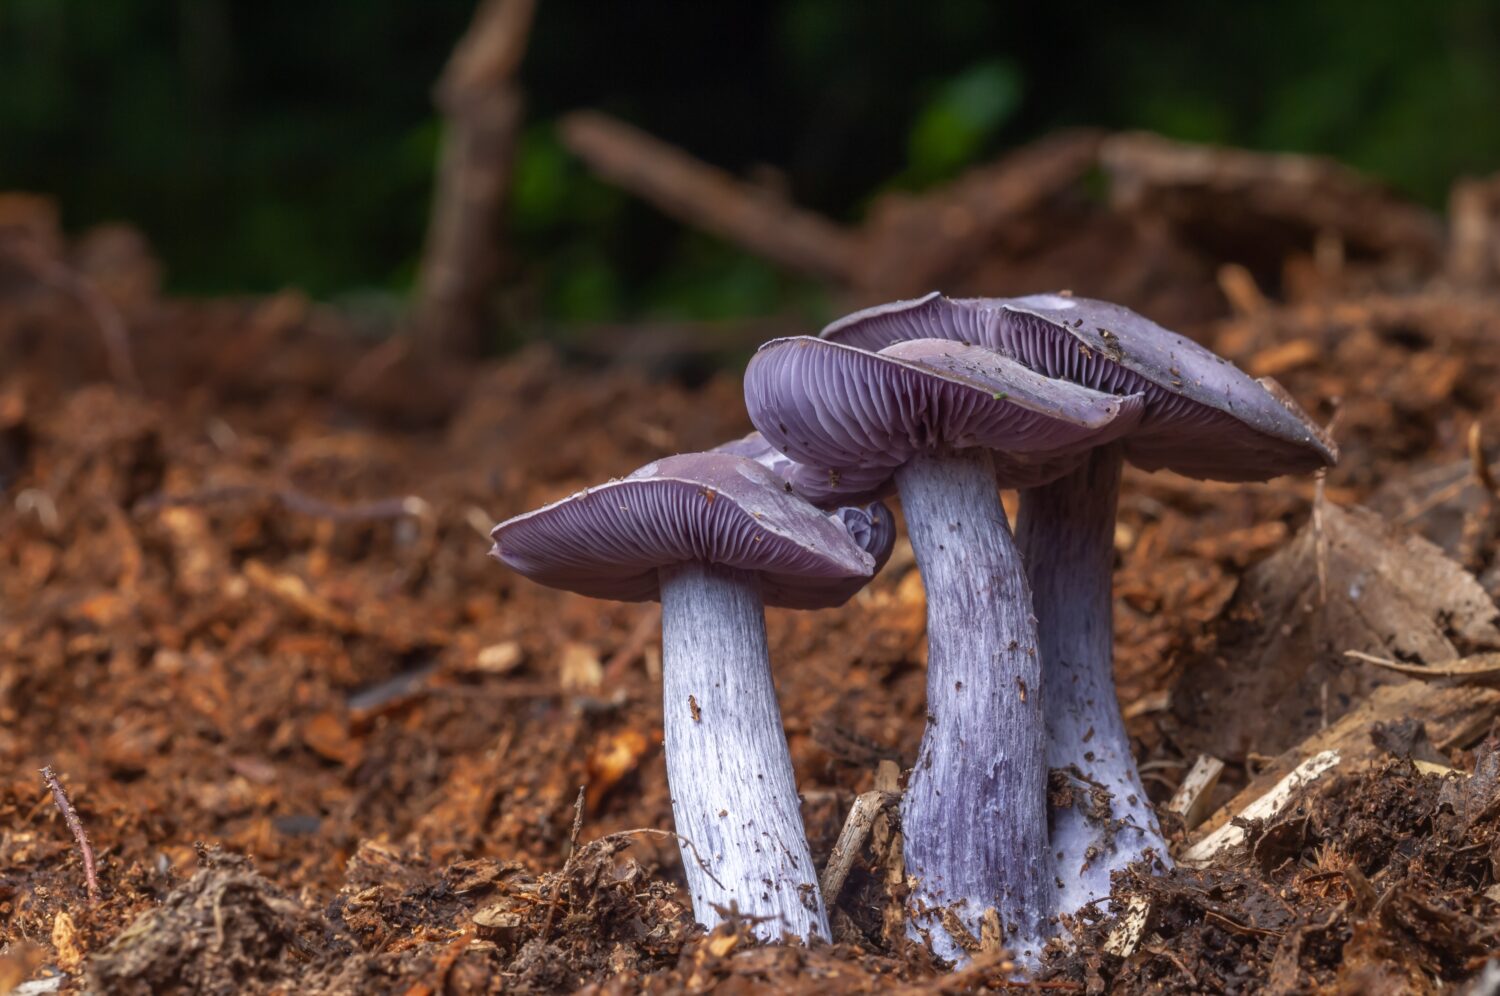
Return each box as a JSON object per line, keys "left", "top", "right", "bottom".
{"left": 559, "top": 110, "right": 863, "bottom": 282}
{"left": 857, "top": 128, "right": 1104, "bottom": 293}
{"left": 40, "top": 766, "right": 101, "bottom": 904}
{"left": 414, "top": 0, "right": 536, "bottom": 357}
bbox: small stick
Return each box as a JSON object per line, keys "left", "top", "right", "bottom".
{"left": 40, "top": 766, "right": 101, "bottom": 904}
{"left": 818, "top": 789, "right": 896, "bottom": 901}
{"left": 1167, "top": 754, "right": 1226, "bottom": 831}
{"left": 1312, "top": 471, "right": 1329, "bottom": 606}
{"left": 136, "top": 485, "right": 429, "bottom": 525}
{"left": 1102, "top": 894, "right": 1152, "bottom": 957}
{"left": 8, "top": 242, "right": 140, "bottom": 391}
{"left": 539, "top": 786, "right": 586, "bottom": 942}
{"left": 1344, "top": 649, "right": 1500, "bottom": 684}
{"left": 1461, "top": 423, "right": 1500, "bottom": 570}
{"left": 1471, "top": 423, "right": 1500, "bottom": 499}
{"left": 602, "top": 605, "right": 663, "bottom": 684}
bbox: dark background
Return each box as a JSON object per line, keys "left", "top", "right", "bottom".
{"left": 3, "top": 0, "right": 1498, "bottom": 321}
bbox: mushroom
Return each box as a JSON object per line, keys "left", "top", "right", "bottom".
{"left": 744, "top": 335, "right": 1143, "bottom": 964}
{"left": 822, "top": 292, "right": 1337, "bottom": 917}
{"left": 491, "top": 450, "right": 894, "bottom": 942}
{"left": 713, "top": 429, "right": 891, "bottom": 508}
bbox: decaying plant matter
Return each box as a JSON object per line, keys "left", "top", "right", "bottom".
{"left": 6, "top": 119, "right": 1500, "bottom": 993}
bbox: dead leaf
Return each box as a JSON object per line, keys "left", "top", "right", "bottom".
{"left": 474, "top": 640, "right": 523, "bottom": 673}
{"left": 0, "top": 942, "right": 46, "bottom": 993}
{"left": 706, "top": 931, "right": 739, "bottom": 957}
{"left": 559, "top": 642, "right": 602, "bottom": 693}
{"left": 1174, "top": 502, "right": 1500, "bottom": 760}
{"left": 585, "top": 728, "right": 651, "bottom": 811}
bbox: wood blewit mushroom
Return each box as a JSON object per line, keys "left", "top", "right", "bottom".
{"left": 823, "top": 292, "right": 1337, "bottom": 919}
{"left": 492, "top": 451, "right": 893, "bottom": 942}
{"left": 744, "top": 336, "right": 1142, "bottom": 965}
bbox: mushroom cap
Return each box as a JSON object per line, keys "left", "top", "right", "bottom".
{"left": 712, "top": 432, "right": 899, "bottom": 568}
{"left": 712, "top": 430, "right": 892, "bottom": 507}
{"left": 491, "top": 451, "right": 877, "bottom": 608}
{"left": 830, "top": 501, "right": 898, "bottom": 572}
{"left": 744, "top": 336, "right": 1144, "bottom": 503}
{"left": 821, "top": 292, "right": 1336, "bottom": 482}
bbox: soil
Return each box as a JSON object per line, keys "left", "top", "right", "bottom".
{"left": 2, "top": 176, "right": 1500, "bottom": 994}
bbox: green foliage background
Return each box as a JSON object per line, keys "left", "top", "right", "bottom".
{"left": 3, "top": 0, "right": 1497, "bottom": 326}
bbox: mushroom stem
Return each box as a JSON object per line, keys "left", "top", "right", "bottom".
{"left": 896, "top": 449, "right": 1052, "bottom": 966}
{"left": 1015, "top": 443, "right": 1169, "bottom": 919}
{"left": 657, "top": 561, "right": 831, "bottom": 942}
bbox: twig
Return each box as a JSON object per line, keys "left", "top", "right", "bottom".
{"left": 601, "top": 605, "right": 663, "bottom": 684}
{"left": 1312, "top": 471, "right": 1329, "bottom": 607}
{"left": 1471, "top": 424, "right": 1500, "bottom": 499}
{"left": 7, "top": 240, "right": 140, "bottom": 391}
{"left": 1102, "top": 895, "right": 1152, "bottom": 957}
{"left": 559, "top": 110, "right": 862, "bottom": 282}
{"left": 136, "top": 485, "right": 430, "bottom": 525}
{"left": 1344, "top": 649, "right": 1500, "bottom": 684}
{"left": 539, "top": 785, "right": 586, "bottom": 942}
{"left": 591, "top": 827, "right": 726, "bottom": 892}
{"left": 1167, "top": 754, "right": 1226, "bottom": 831}
{"left": 1180, "top": 750, "right": 1342, "bottom": 865}
{"left": 818, "top": 789, "right": 897, "bottom": 901}
{"left": 40, "top": 766, "right": 101, "bottom": 904}
{"left": 414, "top": 0, "right": 536, "bottom": 357}
{"left": 1217, "top": 262, "right": 1267, "bottom": 317}
{"left": 857, "top": 128, "right": 1103, "bottom": 293}
{"left": 1462, "top": 423, "right": 1500, "bottom": 571}
{"left": 871, "top": 759, "right": 907, "bottom": 947}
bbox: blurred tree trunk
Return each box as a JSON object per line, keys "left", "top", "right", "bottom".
{"left": 414, "top": 0, "right": 536, "bottom": 358}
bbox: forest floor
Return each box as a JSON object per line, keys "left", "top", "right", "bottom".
{"left": 3, "top": 140, "right": 1500, "bottom": 994}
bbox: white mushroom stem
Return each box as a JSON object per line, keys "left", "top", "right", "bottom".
{"left": 1015, "top": 443, "right": 1169, "bottom": 919}
{"left": 658, "top": 562, "right": 830, "bottom": 942}
{"left": 896, "top": 449, "right": 1052, "bottom": 967}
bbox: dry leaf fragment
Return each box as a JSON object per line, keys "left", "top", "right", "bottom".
{"left": 559, "top": 641, "right": 603, "bottom": 692}
{"left": 1174, "top": 502, "right": 1500, "bottom": 760}
{"left": 51, "top": 911, "right": 83, "bottom": 971}
{"left": 475, "top": 640, "right": 523, "bottom": 673}
{"left": 585, "top": 728, "right": 651, "bottom": 810}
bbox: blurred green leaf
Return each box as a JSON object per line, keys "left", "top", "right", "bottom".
{"left": 904, "top": 60, "right": 1022, "bottom": 186}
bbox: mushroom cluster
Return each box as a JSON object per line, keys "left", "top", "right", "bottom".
{"left": 490, "top": 292, "right": 1335, "bottom": 965}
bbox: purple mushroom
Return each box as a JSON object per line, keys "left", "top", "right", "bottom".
{"left": 822, "top": 292, "right": 1336, "bottom": 918}
{"left": 492, "top": 451, "right": 894, "bottom": 942}
{"left": 744, "top": 336, "right": 1143, "bottom": 965}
